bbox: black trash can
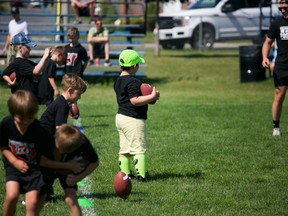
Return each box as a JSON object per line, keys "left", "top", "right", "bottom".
{"left": 239, "top": 45, "right": 266, "bottom": 83}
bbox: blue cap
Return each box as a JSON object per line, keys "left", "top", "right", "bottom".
{"left": 12, "top": 33, "right": 37, "bottom": 47}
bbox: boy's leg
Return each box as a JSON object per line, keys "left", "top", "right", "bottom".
{"left": 3, "top": 181, "right": 20, "bottom": 216}
{"left": 71, "top": 1, "right": 81, "bottom": 22}
{"left": 104, "top": 42, "right": 110, "bottom": 62}
{"left": 65, "top": 188, "right": 81, "bottom": 216}
{"left": 89, "top": 2, "right": 95, "bottom": 21}
{"left": 88, "top": 43, "right": 94, "bottom": 62}
{"left": 133, "top": 154, "right": 147, "bottom": 179}
{"left": 25, "top": 189, "right": 40, "bottom": 216}
{"left": 119, "top": 154, "right": 131, "bottom": 175}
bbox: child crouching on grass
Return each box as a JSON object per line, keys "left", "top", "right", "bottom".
{"left": 0, "top": 90, "right": 84, "bottom": 216}
{"left": 41, "top": 124, "right": 99, "bottom": 216}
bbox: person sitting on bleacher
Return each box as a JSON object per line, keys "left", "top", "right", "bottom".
{"left": 70, "top": 0, "right": 95, "bottom": 24}
{"left": 87, "top": 17, "right": 111, "bottom": 67}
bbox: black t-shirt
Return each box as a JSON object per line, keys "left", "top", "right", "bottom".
{"left": 267, "top": 16, "right": 288, "bottom": 75}
{"left": 2, "top": 57, "right": 38, "bottom": 94}
{"left": 114, "top": 75, "right": 148, "bottom": 120}
{"left": 38, "top": 58, "right": 57, "bottom": 101}
{"left": 65, "top": 43, "right": 88, "bottom": 78}
{"left": 39, "top": 95, "right": 69, "bottom": 135}
{"left": 0, "top": 116, "right": 54, "bottom": 171}
{"left": 60, "top": 134, "right": 98, "bottom": 163}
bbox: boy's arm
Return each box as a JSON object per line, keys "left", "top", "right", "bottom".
{"left": 130, "top": 87, "right": 160, "bottom": 106}
{"left": 66, "top": 160, "right": 99, "bottom": 186}
{"left": 2, "top": 34, "right": 10, "bottom": 55}
{"left": 2, "top": 75, "right": 17, "bottom": 86}
{"left": 0, "top": 148, "right": 29, "bottom": 173}
{"left": 40, "top": 155, "right": 86, "bottom": 173}
{"left": 33, "top": 47, "right": 51, "bottom": 76}
{"left": 48, "top": 77, "right": 60, "bottom": 97}
{"left": 262, "top": 36, "right": 273, "bottom": 69}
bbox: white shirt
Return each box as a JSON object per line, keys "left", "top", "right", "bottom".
{"left": 8, "top": 19, "right": 29, "bottom": 39}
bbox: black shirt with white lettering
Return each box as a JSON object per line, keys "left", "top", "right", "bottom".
{"left": 65, "top": 43, "right": 88, "bottom": 78}
{"left": 0, "top": 116, "right": 54, "bottom": 171}
{"left": 267, "top": 16, "right": 288, "bottom": 75}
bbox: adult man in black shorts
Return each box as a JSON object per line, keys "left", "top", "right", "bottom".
{"left": 262, "top": 0, "right": 288, "bottom": 136}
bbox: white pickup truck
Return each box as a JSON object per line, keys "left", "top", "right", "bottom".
{"left": 155, "top": 0, "right": 280, "bottom": 49}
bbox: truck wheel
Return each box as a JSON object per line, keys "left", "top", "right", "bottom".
{"left": 175, "top": 43, "right": 185, "bottom": 49}
{"left": 161, "top": 43, "right": 184, "bottom": 50}
{"left": 191, "top": 25, "right": 215, "bottom": 50}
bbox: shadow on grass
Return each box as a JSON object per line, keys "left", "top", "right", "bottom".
{"left": 80, "top": 124, "right": 110, "bottom": 129}
{"left": 151, "top": 171, "right": 205, "bottom": 181}
{"left": 51, "top": 192, "right": 115, "bottom": 202}
{"left": 165, "top": 53, "right": 238, "bottom": 58}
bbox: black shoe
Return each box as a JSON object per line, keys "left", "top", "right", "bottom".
{"left": 136, "top": 171, "right": 150, "bottom": 182}
{"left": 46, "top": 194, "right": 55, "bottom": 203}
{"left": 128, "top": 171, "right": 136, "bottom": 180}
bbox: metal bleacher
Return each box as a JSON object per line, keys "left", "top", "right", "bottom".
{"left": 0, "top": 0, "right": 148, "bottom": 81}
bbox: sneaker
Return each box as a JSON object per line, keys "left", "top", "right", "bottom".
{"left": 46, "top": 194, "right": 55, "bottom": 203}
{"left": 73, "top": 19, "right": 82, "bottom": 24}
{"left": 128, "top": 171, "right": 136, "bottom": 180}
{"left": 273, "top": 128, "right": 280, "bottom": 136}
{"left": 104, "top": 62, "right": 112, "bottom": 67}
{"left": 136, "top": 171, "right": 150, "bottom": 182}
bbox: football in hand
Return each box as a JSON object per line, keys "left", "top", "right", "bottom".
{"left": 9, "top": 72, "right": 16, "bottom": 82}
{"left": 140, "top": 83, "right": 156, "bottom": 104}
{"left": 140, "top": 83, "right": 153, "bottom": 96}
{"left": 113, "top": 171, "right": 132, "bottom": 199}
{"left": 70, "top": 103, "right": 80, "bottom": 119}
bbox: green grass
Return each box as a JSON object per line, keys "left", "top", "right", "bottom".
{"left": 0, "top": 48, "right": 288, "bottom": 216}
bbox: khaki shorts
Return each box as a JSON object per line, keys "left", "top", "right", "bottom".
{"left": 115, "top": 113, "right": 146, "bottom": 155}
{"left": 6, "top": 44, "right": 15, "bottom": 65}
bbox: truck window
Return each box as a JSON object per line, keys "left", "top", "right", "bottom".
{"left": 187, "top": 0, "right": 221, "bottom": 9}
{"left": 228, "top": 0, "right": 246, "bottom": 10}
{"left": 246, "top": 0, "right": 261, "bottom": 8}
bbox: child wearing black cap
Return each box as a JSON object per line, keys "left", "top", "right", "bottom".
{"left": 114, "top": 49, "right": 160, "bottom": 182}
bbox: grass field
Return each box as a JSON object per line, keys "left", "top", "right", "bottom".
{"left": 0, "top": 48, "right": 288, "bottom": 216}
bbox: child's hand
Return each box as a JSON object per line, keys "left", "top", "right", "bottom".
{"left": 9, "top": 78, "right": 17, "bottom": 86}
{"left": 66, "top": 174, "right": 77, "bottom": 186}
{"left": 68, "top": 161, "right": 86, "bottom": 174}
{"left": 44, "top": 47, "right": 51, "bottom": 58}
{"left": 151, "top": 87, "right": 160, "bottom": 102}
{"left": 14, "top": 160, "right": 29, "bottom": 173}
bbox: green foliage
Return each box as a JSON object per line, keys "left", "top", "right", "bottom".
{"left": 147, "top": 2, "right": 157, "bottom": 30}
{"left": 0, "top": 48, "right": 288, "bottom": 215}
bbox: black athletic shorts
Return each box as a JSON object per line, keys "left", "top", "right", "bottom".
{"left": 6, "top": 167, "right": 44, "bottom": 194}
{"left": 273, "top": 71, "right": 288, "bottom": 88}
{"left": 41, "top": 170, "right": 77, "bottom": 195}
{"left": 93, "top": 43, "right": 105, "bottom": 58}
